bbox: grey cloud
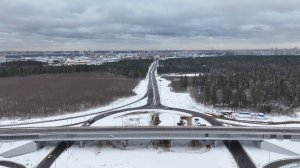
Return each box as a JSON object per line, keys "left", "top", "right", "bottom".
{"left": 0, "top": 0, "right": 300, "bottom": 50}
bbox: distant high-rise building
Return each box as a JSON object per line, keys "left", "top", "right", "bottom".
{"left": 0, "top": 56, "right": 6, "bottom": 63}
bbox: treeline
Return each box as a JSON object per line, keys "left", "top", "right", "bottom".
{"left": 158, "top": 56, "right": 300, "bottom": 114}
{"left": 0, "top": 59, "right": 153, "bottom": 78}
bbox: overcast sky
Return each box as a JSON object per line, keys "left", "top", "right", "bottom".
{"left": 1, "top": 0, "right": 300, "bottom": 51}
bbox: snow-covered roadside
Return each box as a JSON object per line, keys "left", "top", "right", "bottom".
{"left": 161, "top": 73, "right": 203, "bottom": 77}
{"left": 156, "top": 75, "right": 215, "bottom": 113}
{"left": 0, "top": 63, "right": 154, "bottom": 127}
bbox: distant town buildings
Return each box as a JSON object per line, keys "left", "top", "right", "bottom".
{"left": 231, "top": 48, "right": 300, "bottom": 56}
{"left": 0, "top": 48, "right": 299, "bottom": 65}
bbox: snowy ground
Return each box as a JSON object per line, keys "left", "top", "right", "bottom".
{"left": 0, "top": 141, "right": 31, "bottom": 154}
{"left": 265, "top": 140, "right": 300, "bottom": 155}
{"left": 213, "top": 111, "right": 300, "bottom": 123}
{"left": 50, "top": 140, "right": 236, "bottom": 168}
{"left": 92, "top": 109, "right": 208, "bottom": 127}
{"left": 161, "top": 73, "right": 203, "bottom": 77}
{"left": 156, "top": 75, "right": 215, "bottom": 113}
{"left": 92, "top": 110, "right": 153, "bottom": 127}
{"left": 217, "top": 118, "right": 300, "bottom": 127}
{"left": 240, "top": 141, "right": 300, "bottom": 168}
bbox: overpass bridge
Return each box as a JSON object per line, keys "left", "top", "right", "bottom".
{"left": 1, "top": 126, "right": 300, "bottom": 141}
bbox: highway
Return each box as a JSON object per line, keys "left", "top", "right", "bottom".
{"left": 224, "top": 141, "right": 257, "bottom": 168}
{"left": 1, "top": 126, "right": 300, "bottom": 141}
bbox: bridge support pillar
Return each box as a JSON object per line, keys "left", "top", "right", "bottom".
{"left": 214, "top": 141, "right": 218, "bottom": 147}
{"left": 79, "top": 141, "right": 83, "bottom": 148}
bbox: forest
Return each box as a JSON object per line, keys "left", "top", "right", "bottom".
{"left": 158, "top": 56, "right": 300, "bottom": 114}
{"left": 0, "top": 59, "right": 152, "bottom": 78}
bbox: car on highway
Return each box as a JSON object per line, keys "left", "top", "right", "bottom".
{"left": 47, "top": 155, "right": 53, "bottom": 159}
{"left": 87, "top": 119, "right": 94, "bottom": 125}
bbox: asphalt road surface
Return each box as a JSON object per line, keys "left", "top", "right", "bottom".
{"left": 264, "top": 158, "right": 300, "bottom": 168}
{"left": 36, "top": 141, "right": 74, "bottom": 168}
{"left": 224, "top": 141, "right": 256, "bottom": 168}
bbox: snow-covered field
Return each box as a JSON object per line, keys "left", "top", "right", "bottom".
{"left": 50, "top": 140, "right": 236, "bottom": 168}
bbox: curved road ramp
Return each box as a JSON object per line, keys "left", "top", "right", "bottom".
{"left": 0, "top": 161, "right": 25, "bottom": 168}
{"left": 263, "top": 158, "right": 300, "bottom": 168}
